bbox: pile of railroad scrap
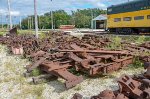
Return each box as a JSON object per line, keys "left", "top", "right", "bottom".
{"left": 72, "top": 61, "right": 150, "bottom": 99}
{"left": 123, "top": 42, "right": 150, "bottom": 57}
{"left": 0, "top": 28, "right": 150, "bottom": 89}
{"left": 0, "top": 32, "right": 111, "bottom": 55}
{"left": 24, "top": 46, "right": 133, "bottom": 88}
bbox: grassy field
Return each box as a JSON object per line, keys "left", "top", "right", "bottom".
{"left": 0, "top": 29, "right": 48, "bottom": 36}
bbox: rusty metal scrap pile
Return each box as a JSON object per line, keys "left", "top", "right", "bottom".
{"left": 72, "top": 62, "right": 150, "bottom": 99}
{"left": 0, "top": 31, "right": 150, "bottom": 89}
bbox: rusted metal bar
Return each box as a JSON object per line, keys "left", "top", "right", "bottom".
{"left": 89, "top": 56, "right": 133, "bottom": 75}
{"left": 53, "top": 69, "right": 83, "bottom": 88}
{"left": 57, "top": 50, "right": 128, "bottom": 55}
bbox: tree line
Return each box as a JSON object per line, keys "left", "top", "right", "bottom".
{"left": 21, "top": 8, "right": 106, "bottom": 29}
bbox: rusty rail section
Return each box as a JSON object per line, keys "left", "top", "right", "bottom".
{"left": 72, "top": 61, "right": 150, "bottom": 99}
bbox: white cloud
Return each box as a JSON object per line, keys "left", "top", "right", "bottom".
{"left": 0, "top": 9, "right": 7, "bottom": 14}
{"left": 10, "top": 11, "right": 20, "bottom": 16}
{"left": 0, "top": 9, "right": 20, "bottom": 16}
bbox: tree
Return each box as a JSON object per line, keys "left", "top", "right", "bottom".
{"left": 21, "top": 8, "right": 106, "bottom": 29}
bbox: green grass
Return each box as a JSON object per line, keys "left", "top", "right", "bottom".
{"left": 17, "top": 30, "right": 35, "bottom": 35}
{"left": 17, "top": 30, "right": 47, "bottom": 36}
{"left": 0, "top": 32, "right": 6, "bottom": 36}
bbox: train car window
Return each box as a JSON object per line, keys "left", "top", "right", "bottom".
{"left": 135, "top": 2, "right": 145, "bottom": 7}
{"left": 148, "top": 15, "right": 150, "bottom": 19}
{"left": 108, "top": 8, "right": 112, "bottom": 12}
{"left": 123, "top": 17, "right": 132, "bottom": 21}
{"left": 114, "top": 18, "right": 121, "bottom": 22}
{"left": 124, "top": 5, "right": 132, "bottom": 9}
{"left": 134, "top": 16, "right": 144, "bottom": 20}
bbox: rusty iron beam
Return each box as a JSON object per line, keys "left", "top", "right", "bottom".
{"left": 57, "top": 50, "right": 128, "bottom": 55}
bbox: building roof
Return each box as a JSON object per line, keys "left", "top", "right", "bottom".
{"left": 92, "top": 15, "right": 107, "bottom": 21}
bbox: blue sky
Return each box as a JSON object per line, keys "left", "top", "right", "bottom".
{"left": 0, "top": 0, "right": 131, "bottom": 17}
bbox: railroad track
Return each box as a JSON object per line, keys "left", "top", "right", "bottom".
{"left": 79, "top": 31, "right": 150, "bottom": 36}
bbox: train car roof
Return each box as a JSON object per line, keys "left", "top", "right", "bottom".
{"left": 108, "top": 0, "right": 143, "bottom": 8}
{"left": 107, "top": 0, "right": 150, "bottom": 15}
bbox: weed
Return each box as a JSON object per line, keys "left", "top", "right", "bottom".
{"left": 74, "top": 85, "right": 82, "bottom": 91}
{"left": 31, "top": 68, "right": 42, "bottom": 76}
{"left": 68, "top": 68, "right": 81, "bottom": 76}
{"left": 132, "top": 57, "right": 144, "bottom": 68}
{"left": 39, "top": 33, "right": 47, "bottom": 39}
{"left": 107, "top": 36, "right": 122, "bottom": 50}
{"left": 135, "top": 35, "right": 145, "bottom": 44}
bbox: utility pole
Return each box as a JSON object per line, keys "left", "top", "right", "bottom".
{"left": 32, "top": 16, "right": 34, "bottom": 29}
{"left": 6, "top": 15, "right": 8, "bottom": 30}
{"left": 50, "top": 0, "right": 53, "bottom": 30}
{"left": 2, "top": 15, "right": 3, "bottom": 29}
{"left": 0, "top": 14, "right": 3, "bottom": 29}
{"left": 20, "top": 16, "right": 22, "bottom": 29}
{"left": 29, "top": 17, "right": 31, "bottom": 29}
{"left": 51, "top": 11, "right": 53, "bottom": 30}
{"left": 28, "top": 16, "right": 29, "bottom": 29}
{"left": 91, "top": 9, "right": 94, "bottom": 29}
{"left": 34, "top": 0, "right": 39, "bottom": 38}
{"left": 38, "top": 15, "right": 40, "bottom": 30}
{"left": 31, "top": 16, "right": 33, "bottom": 29}
{"left": 7, "top": 0, "right": 12, "bottom": 30}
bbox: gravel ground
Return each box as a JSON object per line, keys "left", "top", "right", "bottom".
{"left": 0, "top": 45, "right": 144, "bottom": 99}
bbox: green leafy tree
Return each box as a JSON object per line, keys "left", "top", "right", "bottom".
{"left": 21, "top": 8, "right": 106, "bottom": 29}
